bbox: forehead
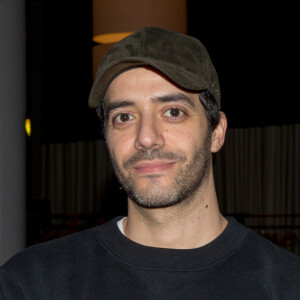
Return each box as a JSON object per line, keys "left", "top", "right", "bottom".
{"left": 104, "top": 67, "right": 201, "bottom": 106}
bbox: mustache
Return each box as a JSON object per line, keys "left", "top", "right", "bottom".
{"left": 123, "top": 149, "right": 186, "bottom": 169}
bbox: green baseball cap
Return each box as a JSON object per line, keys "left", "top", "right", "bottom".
{"left": 89, "top": 27, "right": 220, "bottom": 109}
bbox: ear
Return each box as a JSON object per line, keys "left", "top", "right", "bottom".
{"left": 210, "top": 112, "right": 227, "bottom": 153}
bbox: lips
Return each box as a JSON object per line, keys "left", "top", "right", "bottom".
{"left": 133, "top": 161, "right": 175, "bottom": 175}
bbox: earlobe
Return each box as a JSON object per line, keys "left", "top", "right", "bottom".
{"left": 210, "top": 112, "right": 227, "bottom": 153}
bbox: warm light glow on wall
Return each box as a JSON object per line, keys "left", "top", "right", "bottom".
{"left": 92, "top": 0, "right": 187, "bottom": 78}
{"left": 92, "top": 0, "right": 187, "bottom": 44}
{"left": 25, "top": 118, "right": 31, "bottom": 136}
{"left": 93, "top": 0, "right": 187, "bottom": 42}
{"left": 93, "top": 32, "right": 132, "bottom": 44}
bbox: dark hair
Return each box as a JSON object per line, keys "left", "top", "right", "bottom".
{"left": 198, "top": 90, "right": 221, "bottom": 166}
{"left": 96, "top": 100, "right": 108, "bottom": 138}
{"left": 96, "top": 89, "right": 220, "bottom": 137}
{"left": 199, "top": 90, "right": 220, "bottom": 132}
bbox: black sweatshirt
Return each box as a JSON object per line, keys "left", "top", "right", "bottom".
{"left": 0, "top": 217, "right": 300, "bottom": 299}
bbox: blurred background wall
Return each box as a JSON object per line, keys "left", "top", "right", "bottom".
{"left": 0, "top": 0, "right": 26, "bottom": 266}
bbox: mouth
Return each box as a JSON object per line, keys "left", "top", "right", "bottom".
{"left": 133, "top": 161, "right": 176, "bottom": 175}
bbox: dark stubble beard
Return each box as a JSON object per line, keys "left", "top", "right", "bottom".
{"left": 110, "top": 132, "right": 212, "bottom": 208}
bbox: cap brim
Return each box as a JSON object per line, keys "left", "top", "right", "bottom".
{"left": 88, "top": 57, "right": 210, "bottom": 108}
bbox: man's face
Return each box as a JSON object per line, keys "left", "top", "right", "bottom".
{"left": 105, "top": 67, "right": 213, "bottom": 208}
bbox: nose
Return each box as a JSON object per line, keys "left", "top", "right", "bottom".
{"left": 134, "top": 115, "right": 165, "bottom": 150}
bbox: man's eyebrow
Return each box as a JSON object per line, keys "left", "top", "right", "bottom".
{"left": 104, "top": 93, "right": 195, "bottom": 118}
{"left": 105, "top": 101, "right": 135, "bottom": 118}
{"left": 151, "top": 93, "right": 195, "bottom": 108}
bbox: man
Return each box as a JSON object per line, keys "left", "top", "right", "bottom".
{"left": 0, "top": 27, "right": 299, "bottom": 299}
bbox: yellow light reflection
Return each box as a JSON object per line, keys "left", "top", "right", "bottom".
{"left": 93, "top": 32, "right": 132, "bottom": 44}
{"left": 25, "top": 118, "right": 31, "bottom": 137}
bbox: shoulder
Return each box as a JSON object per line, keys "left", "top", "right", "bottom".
{"left": 226, "top": 218, "right": 300, "bottom": 296}
{"left": 238, "top": 226, "right": 300, "bottom": 295}
{"left": 244, "top": 228, "right": 300, "bottom": 265}
{"left": 227, "top": 218, "right": 300, "bottom": 267}
{"left": 1, "top": 227, "right": 94, "bottom": 273}
{"left": 0, "top": 217, "right": 121, "bottom": 274}
{"left": 0, "top": 218, "right": 121, "bottom": 298}
{"left": 0, "top": 227, "right": 96, "bottom": 298}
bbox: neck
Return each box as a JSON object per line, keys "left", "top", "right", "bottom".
{"left": 123, "top": 171, "right": 228, "bottom": 249}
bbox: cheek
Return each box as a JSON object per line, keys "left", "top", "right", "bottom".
{"left": 164, "top": 122, "right": 207, "bottom": 151}
{"left": 107, "top": 132, "right": 135, "bottom": 163}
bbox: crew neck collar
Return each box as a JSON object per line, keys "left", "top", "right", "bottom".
{"left": 96, "top": 217, "right": 248, "bottom": 270}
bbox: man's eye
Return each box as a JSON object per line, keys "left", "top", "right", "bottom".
{"left": 164, "top": 108, "right": 185, "bottom": 118}
{"left": 114, "top": 113, "right": 133, "bottom": 123}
